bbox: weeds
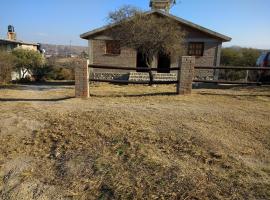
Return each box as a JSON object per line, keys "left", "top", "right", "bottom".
{"left": 0, "top": 84, "right": 269, "bottom": 199}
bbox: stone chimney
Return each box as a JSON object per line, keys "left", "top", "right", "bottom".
{"left": 149, "top": 0, "right": 175, "bottom": 12}
{"left": 7, "top": 25, "right": 16, "bottom": 40}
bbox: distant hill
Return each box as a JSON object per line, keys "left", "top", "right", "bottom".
{"left": 223, "top": 46, "right": 267, "bottom": 51}
{"left": 40, "top": 43, "right": 88, "bottom": 56}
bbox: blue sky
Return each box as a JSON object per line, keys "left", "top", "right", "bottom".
{"left": 0, "top": 0, "right": 269, "bottom": 49}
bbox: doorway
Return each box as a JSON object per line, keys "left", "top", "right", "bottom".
{"left": 157, "top": 53, "right": 171, "bottom": 73}
{"left": 136, "top": 52, "right": 148, "bottom": 72}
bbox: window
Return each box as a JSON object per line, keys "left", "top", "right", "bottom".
{"left": 188, "top": 42, "right": 204, "bottom": 56}
{"left": 105, "top": 40, "right": 121, "bottom": 55}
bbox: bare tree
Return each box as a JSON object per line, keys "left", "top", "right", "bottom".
{"left": 107, "top": 6, "right": 185, "bottom": 85}
{"left": 107, "top": 5, "right": 142, "bottom": 24}
{"left": 0, "top": 51, "right": 14, "bottom": 84}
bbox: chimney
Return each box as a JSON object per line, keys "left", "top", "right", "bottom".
{"left": 7, "top": 25, "right": 16, "bottom": 40}
{"left": 149, "top": 0, "right": 175, "bottom": 12}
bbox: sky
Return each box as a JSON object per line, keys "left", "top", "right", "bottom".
{"left": 0, "top": 0, "right": 269, "bottom": 49}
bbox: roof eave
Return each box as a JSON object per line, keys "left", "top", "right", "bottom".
{"left": 80, "top": 10, "right": 155, "bottom": 40}
{"left": 80, "top": 20, "right": 128, "bottom": 39}
{"left": 0, "top": 39, "right": 39, "bottom": 46}
{"left": 154, "top": 10, "right": 231, "bottom": 42}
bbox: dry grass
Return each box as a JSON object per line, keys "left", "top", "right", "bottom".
{"left": 0, "top": 83, "right": 269, "bottom": 199}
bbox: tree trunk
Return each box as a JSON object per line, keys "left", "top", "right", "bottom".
{"left": 148, "top": 70, "right": 154, "bottom": 86}
{"left": 245, "top": 70, "right": 249, "bottom": 82}
{"left": 22, "top": 68, "right": 27, "bottom": 78}
{"left": 146, "top": 57, "right": 153, "bottom": 86}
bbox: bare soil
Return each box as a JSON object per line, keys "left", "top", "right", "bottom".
{"left": 0, "top": 83, "right": 269, "bottom": 200}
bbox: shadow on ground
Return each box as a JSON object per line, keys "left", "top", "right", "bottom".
{"left": 193, "top": 83, "right": 270, "bottom": 90}
{"left": 11, "top": 81, "right": 75, "bottom": 86}
{"left": 198, "top": 93, "right": 270, "bottom": 97}
{"left": 1, "top": 82, "right": 269, "bottom": 99}
{"left": 0, "top": 96, "right": 74, "bottom": 102}
{"left": 90, "top": 92, "right": 178, "bottom": 98}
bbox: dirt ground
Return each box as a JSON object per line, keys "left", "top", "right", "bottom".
{"left": 0, "top": 83, "right": 269, "bottom": 200}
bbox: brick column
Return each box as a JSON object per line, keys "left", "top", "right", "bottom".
{"left": 177, "top": 56, "right": 195, "bottom": 95}
{"left": 75, "top": 60, "right": 89, "bottom": 98}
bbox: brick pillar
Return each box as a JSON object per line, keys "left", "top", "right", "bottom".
{"left": 75, "top": 60, "right": 89, "bottom": 98}
{"left": 177, "top": 56, "right": 195, "bottom": 95}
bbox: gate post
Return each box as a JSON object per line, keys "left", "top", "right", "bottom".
{"left": 176, "top": 56, "right": 195, "bottom": 95}
{"left": 75, "top": 60, "right": 89, "bottom": 98}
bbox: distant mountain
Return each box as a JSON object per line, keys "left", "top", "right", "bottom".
{"left": 40, "top": 43, "right": 88, "bottom": 56}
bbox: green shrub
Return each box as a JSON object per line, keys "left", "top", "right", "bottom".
{"left": 12, "top": 48, "right": 44, "bottom": 80}
{"left": 220, "top": 48, "right": 261, "bottom": 81}
{"left": 54, "top": 67, "right": 74, "bottom": 80}
{"left": 32, "top": 64, "right": 54, "bottom": 81}
{"left": 44, "top": 58, "right": 79, "bottom": 80}
{"left": 219, "top": 69, "right": 247, "bottom": 81}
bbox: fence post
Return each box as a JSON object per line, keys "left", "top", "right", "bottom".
{"left": 75, "top": 60, "right": 89, "bottom": 98}
{"left": 177, "top": 56, "right": 195, "bottom": 95}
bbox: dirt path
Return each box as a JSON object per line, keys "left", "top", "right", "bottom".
{"left": 0, "top": 84, "right": 269, "bottom": 199}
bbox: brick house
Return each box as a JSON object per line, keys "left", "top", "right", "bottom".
{"left": 80, "top": 3, "right": 231, "bottom": 80}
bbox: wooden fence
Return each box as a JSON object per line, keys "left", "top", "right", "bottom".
{"left": 88, "top": 56, "right": 195, "bottom": 95}
{"left": 89, "top": 65, "right": 270, "bottom": 85}
{"left": 194, "top": 66, "right": 270, "bottom": 85}
{"left": 75, "top": 57, "right": 270, "bottom": 98}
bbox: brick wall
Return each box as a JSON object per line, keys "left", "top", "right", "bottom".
{"left": 186, "top": 41, "right": 221, "bottom": 80}
{"left": 92, "top": 40, "right": 137, "bottom": 67}
{"left": 89, "top": 36, "right": 221, "bottom": 80}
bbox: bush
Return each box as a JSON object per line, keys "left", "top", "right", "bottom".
{"left": 12, "top": 48, "right": 44, "bottom": 80}
{"left": 50, "top": 67, "right": 74, "bottom": 80}
{"left": 16, "top": 75, "right": 32, "bottom": 83}
{"left": 219, "top": 69, "right": 247, "bottom": 81}
{"left": 0, "top": 51, "right": 14, "bottom": 84}
{"left": 44, "top": 57, "right": 81, "bottom": 80}
{"left": 32, "top": 64, "right": 54, "bottom": 82}
{"left": 221, "top": 48, "right": 261, "bottom": 67}
{"left": 220, "top": 48, "right": 261, "bottom": 81}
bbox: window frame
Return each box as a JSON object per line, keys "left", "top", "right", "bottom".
{"left": 187, "top": 42, "right": 204, "bottom": 57}
{"left": 105, "top": 40, "right": 121, "bottom": 55}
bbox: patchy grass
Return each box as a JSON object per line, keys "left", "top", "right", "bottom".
{"left": 0, "top": 83, "right": 269, "bottom": 199}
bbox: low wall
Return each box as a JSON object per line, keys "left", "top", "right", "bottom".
{"left": 76, "top": 56, "right": 196, "bottom": 98}
{"left": 90, "top": 72, "right": 178, "bottom": 81}
{"left": 90, "top": 70, "right": 213, "bottom": 81}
